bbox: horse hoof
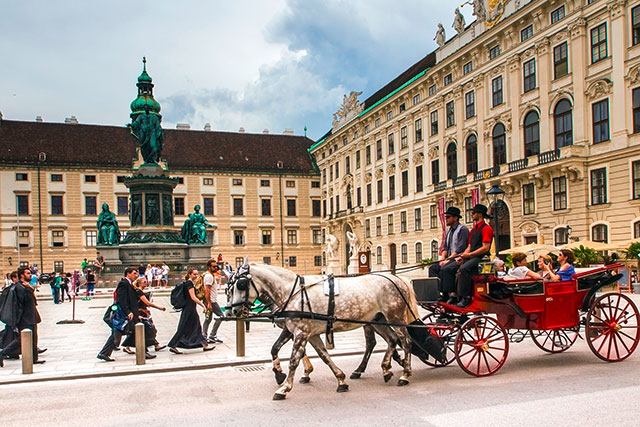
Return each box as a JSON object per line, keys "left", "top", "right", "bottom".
{"left": 299, "top": 376, "right": 310, "bottom": 384}
{"left": 274, "top": 371, "right": 286, "bottom": 385}
{"left": 350, "top": 372, "right": 362, "bottom": 380}
{"left": 336, "top": 384, "right": 349, "bottom": 393}
{"left": 397, "top": 378, "right": 409, "bottom": 387}
{"left": 383, "top": 372, "right": 393, "bottom": 383}
{"left": 273, "top": 393, "right": 286, "bottom": 401}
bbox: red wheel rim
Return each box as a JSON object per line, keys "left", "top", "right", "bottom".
{"left": 586, "top": 293, "right": 640, "bottom": 362}
{"left": 455, "top": 316, "right": 509, "bottom": 377}
{"left": 422, "top": 314, "right": 456, "bottom": 367}
{"left": 530, "top": 328, "right": 579, "bottom": 353}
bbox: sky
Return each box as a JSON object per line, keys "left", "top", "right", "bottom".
{"left": 0, "top": 0, "right": 468, "bottom": 141}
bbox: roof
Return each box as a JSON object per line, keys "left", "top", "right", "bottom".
{"left": 0, "top": 120, "right": 317, "bottom": 174}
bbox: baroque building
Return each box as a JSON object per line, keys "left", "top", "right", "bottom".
{"left": 0, "top": 64, "right": 322, "bottom": 276}
{"left": 311, "top": 0, "right": 640, "bottom": 274}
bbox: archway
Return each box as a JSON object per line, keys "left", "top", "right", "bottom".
{"left": 389, "top": 243, "right": 397, "bottom": 273}
{"left": 491, "top": 200, "right": 511, "bottom": 253}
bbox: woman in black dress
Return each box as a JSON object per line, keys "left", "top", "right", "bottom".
{"left": 122, "top": 277, "right": 167, "bottom": 354}
{"left": 168, "top": 269, "right": 215, "bottom": 354}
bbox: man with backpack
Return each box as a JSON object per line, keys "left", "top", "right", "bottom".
{"left": 202, "top": 259, "right": 224, "bottom": 344}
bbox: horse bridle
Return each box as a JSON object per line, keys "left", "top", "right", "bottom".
{"left": 225, "top": 268, "right": 261, "bottom": 315}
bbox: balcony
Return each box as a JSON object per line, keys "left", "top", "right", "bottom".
{"left": 474, "top": 165, "right": 500, "bottom": 182}
{"left": 508, "top": 158, "right": 529, "bottom": 173}
{"left": 453, "top": 175, "right": 467, "bottom": 187}
{"left": 538, "top": 149, "right": 561, "bottom": 165}
{"left": 434, "top": 181, "right": 447, "bottom": 192}
{"left": 327, "top": 206, "right": 364, "bottom": 220}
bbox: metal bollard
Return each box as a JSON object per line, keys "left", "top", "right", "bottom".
{"left": 135, "top": 322, "right": 145, "bottom": 365}
{"left": 21, "top": 329, "right": 33, "bottom": 374}
{"left": 236, "top": 319, "right": 246, "bottom": 357}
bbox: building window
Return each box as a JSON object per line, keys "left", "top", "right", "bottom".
{"left": 174, "top": 197, "right": 185, "bottom": 216}
{"left": 377, "top": 179, "right": 383, "bottom": 203}
{"left": 203, "top": 197, "right": 214, "bottom": 216}
{"left": 17, "top": 194, "right": 29, "bottom": 215}
{"left": 401, "top": 244, "right": 408, "bottom": 263}
{"left": 286, "top": 180, "right": 296, "bottom": 189}
{"left": 311, "top": 180, "right": 320, "bottom": 188}
{"left": 446, "top": 143, "right": 457, "bottom": 180}
{"left": 261, "top": 256, "right": 270, "bottom": 265}
{"left": 591, "top": 168, "right": 607, "bottom": 205}
{"left": 287, "top": 229, "right": 297, "bottom": 245}
{"left": 400, "top": 211, "right": 407, "bottom": 233}
{"left": 387, "top": 214, "right": 394, "bottom": 235}
{"left": 633, "top": 161, "right": 640, "bottom": 200}
{"left": 51, "top": 174, "right": 63, "bottom": 182}
{"left": 286, "top": 199, "right": 296, "bottom": 216}
{"left": 415, "top": 118, "right": 423, "bottom": 142}
{"left": 446, "top": 101, "right": 455, "bottom": 128}
{"left": 522, "top": 183, "right": 535, "bottom": 215}
{"left": 633, "top": 5, "right": 640, "bottom": 46}
{"left": 591, "top": 23, "right": 607, "bottom": 64}
{"left": 86, "top": 230, "right": 97, "bottom": 247}
{"left": 16, "top": 172, "right": 28, "bottom": 181}
{"left": 400, "top": 127, "right": 408, "bottom": 149}
{"left": 524, "top": 111, "right": 540, "bottom": 157}
{"left": 261, "top": 229, "right": 272, "bottom": 245}
{"left": 177, "top": 177, "right": 184, "bottom": 184}
{"left": 493, "top": 123, "right": 506, "bottom": 166}
{"left": 431, "top": 159, "right": 440, "bottom": 185}
{"left": 551, "top": 5, "right": 565, "bottom": 24}
{"left": 415, "top": 242, "right": 423, "bottom": 262}
{"left": 116, "top": 175, "right": 125, "bottom": 183}
{"left": 233, "top": 178, "right": 243, "bottom": 186}
{"left": 635, "top": 221, "right": 640, "bottom": 239}
{"left": 355, "top": 150, "right": 361, "bottom": 169}
{"left": 365, "top": 219, "right": 371, "bottom": 238}
{"left": 52, "top": 230, "right": 64, "bottom": 247}
{"left": 430, "top": 110, "right": 439, "bottom": 135}
{"left": 430, "top": 205, "right": 438, "bottom": 229}
{"left": 314, "top": 256, "right": 322, "bottom": 267}
{"left": 401, "top": 171, "right": 409, "bottom": 197}
{"left": 463, "top": 61, "right": 473, "bottom": 75}
{"left": 376, "top": 216, "right": 382, "bottom": 236}
{"left": 335, "top": 162, "right": 340, "bottom": 179}
{"left": 312, "top": 199, "right": 321, "bottom": 217}
{"left": 492, "top": 76, "right": 503, "bottom": 107}
{"left": 414, "top": 207, "right": 422, "bottom": 231}
{"left": 233, "top": 198, "right": 243, "bottom": 216}
{"left": 235, "top": 257, "right": 244, "bottom": 269}
{"left": 51, "top": 195, "right": 64, "bottom": 215}
{"left": 234, "top": 230, "right": 244, "bottom": 245}
{"left": 260, "top": 179, "right": 270, "bottom": 187}
{"left": 523, "top": 59, "right": 536, "bottom": 92}
{"left": 554, "top": 42, "right": 568, "bottom": 79}
{"left": 53, "top": 261, "right": 64, "bottom": 272}
{"left": 465, "top": 91, "right": 475, "bottom": 119}
{"left": 376, "top": 246, "right": 383, "bottom": 264}
{"left": 388, "top": 134, "right": 395, "bottom": 155}
{"left": 430, "top": 240, "right": 439, "bottom": 260}
{"left": 260, "top": 198, "right": 271, "bottom": 217}
{"left": 329, "top": 165, "right": 333, "bottom": 182}
{"left": 592, "top": 99, "right": 610, "bottom": 143}
{"left": 466, "top": 134, "right": 478, "bottom": 174}
{"left": 553, "top": 177, "right": 567, "bottom": 210}
{"left": 554, "top": 99, "right": 573, "bottom": 148}
{"left": 386, "top": 111, "right": 393, "bottom": 121}
{"left": 375, "top": 118, "right": 381, "bottom": 127}
{"left": 203, "top": 178, "right": 214, "bottom": 186}
{"left": 429, "top": 84, "right": 436, "bottom": 96}
{"left": 388, "top": 175, "right": 395, "bottom": 200}
{"left": 521, "top": 24, "right": 533, "bottom": 41}
{"left": 633, "top": 88, "right": 640, "bottom": 134}
{"left": 365, "top": 145, "right": 372, "bottom": 165}
{"left": 444, "top": 73, "right": 452, "bottom": 86}
{"left": 117, "top": 196, "right": 128, "bottom": 215}
{"left": 416, "top": 165, "right": 423, "bottom": 193}
{"left": 413, "top": 94, "right": 420, "bottom": 105}
{"left": 592, "top": 224, "right": 608, "bottom": 243}
{"left": 489, "top": 45, "right": 501, "bottom": 59}
{"left": 366, "top": 183, "right": 372, "bottom": 206}
{"left": 464, "top": 196, "right": 473, "bottom": 224}
{"left": 346, "top": 156, "right": 352, "bottom": 175}
{"left": 322, "top": 169, "right": 326, "bottom": 185}
{"left": 376, "top": 140, "right": 383, "bottom": 160}
{"left": 312, "top": 228, "right": 322, "bottom": 245}
{"left": 555, "top": 228, "right": 569, "bottom": 246}
{"left": 84, "top": 175, "right": 96, "bottom": 183}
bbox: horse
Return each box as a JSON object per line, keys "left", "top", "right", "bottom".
{"left": 226, "top": 260, "right": 419, "bottom": 400}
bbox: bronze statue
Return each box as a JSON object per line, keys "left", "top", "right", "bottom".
{"left": 130, "top": 108, "right": 164, "bottom": 164}
{"left": 97, "top": 203, "right": 120, "bottom": 245}
{"left": 181, "top": 213, "right": 193, "bottom": 242}
{"left": 189, "top": 205, "right": 213, "bottom": 244}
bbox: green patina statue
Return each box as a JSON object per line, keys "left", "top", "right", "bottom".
{"left": 97, "top": 203, "right": 120, "bottom": 246}
{"left": 181, "top": 206, "right": 215, "bottom": 244}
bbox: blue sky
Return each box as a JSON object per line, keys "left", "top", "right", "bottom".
{"left": 0, "top": 0, "right": 465, "bottom": 141}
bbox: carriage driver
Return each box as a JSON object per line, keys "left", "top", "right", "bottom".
{"left": 429, "top": 206, "right": 469, "bottom": 303}
{"left": 454, "top": 204, "right": 494, "bottom": 308}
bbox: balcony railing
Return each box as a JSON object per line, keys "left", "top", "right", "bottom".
{"left": 453, "top": 175, "right": 467, "bottom": 187}
{"left": 508, "top": 158, "right": 529, "bottom": 173}
{"left": 326, "top": 206, "right": 364, "bottom": 220}
{"left": 538, "top": 149, "right": 561, "bottom": 165}
{"left": 474, "top": 165, "right": 500, "bottom": 182}
{"left": 434, "top": 181, "right": 447, "bottom": 192}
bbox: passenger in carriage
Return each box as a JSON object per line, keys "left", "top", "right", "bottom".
{"left": 537, "top": 255, "right": 553, "bottom": 281}
{"left": 506, "top": 253, "right": 542, "bottom": 280}
{"left": 454, "top": 204, "right": 494, "bottom": 308}
{"left": 543, "top": 249, "right": 576, "bottom": 282}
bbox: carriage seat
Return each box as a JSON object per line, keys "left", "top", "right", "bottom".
{"left": 490, "top": 278, "right": 544, "bottom": 299}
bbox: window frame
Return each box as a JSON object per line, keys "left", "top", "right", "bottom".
{"left": 553, "top": 176, "right": 568, "bottom": 211}
{"left": 523, "top": 58, "right": 536, "bottom": 93}
{"left": 592, "top": 99, "right": 610, "bottom": 144}
{"left": 492, "top": 76, "right": 503, "bottom": 107}
{"left": 591, "top": 23, "right": 608, "bottom": 64}
{"left": 590, "top": 168, "right": 607, "bottom": 206}
{"left": 553, "top": 42, "right": 568, "bottom": 79}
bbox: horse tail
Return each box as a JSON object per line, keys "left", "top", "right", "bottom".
{"left": 397, "top": 276, "right": 420, "bottom": 324}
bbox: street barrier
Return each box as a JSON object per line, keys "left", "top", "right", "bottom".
{"left": 21, "top": 329, "right": 33, "bottom": 374}
{"left": 236, "top": 320, "right": 245, "bottom": 357}
{"left": 135, "top": 323, "right": 145, "bottom": 365}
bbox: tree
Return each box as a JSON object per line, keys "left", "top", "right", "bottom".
{"left": 571, "top": 245, "right": 601, "bottom": 267}
{"left": 623, "top": 242, "right": 640, "bottom": 277}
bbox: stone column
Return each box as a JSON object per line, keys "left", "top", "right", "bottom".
{"left": 569, "top": 17, "right": 588, "bottom": 145}
{"left": 507, "top": 53, "right": 522, "bottom": 160}
{"left": 608, "top": 0, "right": 629, "bottom": 143}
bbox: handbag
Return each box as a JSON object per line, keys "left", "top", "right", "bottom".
{"left": 108, "top": 304, "right": 129, "bottom": 332}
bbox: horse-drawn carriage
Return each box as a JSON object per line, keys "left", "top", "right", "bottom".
{"left": 412, "top": 262, "right": 640, "bottom": 376}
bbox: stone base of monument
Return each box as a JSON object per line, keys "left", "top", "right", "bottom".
{"left": 325, "top": 259, "right": 341, "bottom": 275}
{"left": 347, "top": 256, "right": 359, "bottom": 275}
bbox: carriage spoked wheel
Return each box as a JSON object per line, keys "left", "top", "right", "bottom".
{"left": 454, "top": 315, "right": 509, "bottom": 377}
{"left": 529, "top": 327, "right": 579, "bottom": 353}
{"left": 585, "top": 293, "right": 640, "bottom": 362}
{"left": 421, "top": 314, "right": 457, "bottom": 367}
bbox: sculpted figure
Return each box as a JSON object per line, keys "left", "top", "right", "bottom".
{"left": 453, "top": 8, "right": 466, "bottom": 34}
{"left": 189, "top": 205, "right": 213, "bottom": 244}
{"left": 130, "top": 108, "right": 164, "bottom": 164}
{"left": 434, "top": 23, "right": 446, "bottom": 47}
{"left": 346, "top": 231, "right": 359, "bottom": 258}
{"left": 181, "top": 214, "right": 193, "bottom": 242}
{"left": 97, "top": 203, "right": 120, "bottom": 246}
{"left": 162, "top": 194, "right": 173, "bottom": 226}
{"left": 131, "top": 195, "right": 142, "bottom": 226}
{"left": 326, "top": 233, "right": 339, "bottom": 260}
{"left": 145, "top": 195, "right": 159, "bottom": 225}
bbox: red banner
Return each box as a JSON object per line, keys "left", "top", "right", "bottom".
{"left": 438, "top": 197, "right": 446, "bottom": 231}
{"left": 471, "top": 187, "right": 480, "bottom": 206}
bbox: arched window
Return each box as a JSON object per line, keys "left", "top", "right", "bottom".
{"left": 592, "top": 224, "right": 608, "bottom": 243}
{"left": 554, "top": 99, "right": 573, "bottom": 148}
{"left": 554, "top": 228, "right": 568, "bottom": 246}
{"left": 635, "top": 221, "right": 640, "bottom": 239}
{"left": 466, "top": 134, "right": 478, "bottom": 174}
{"left": 446, "top": 142, "right": 457, "bottom": 180}
{"left": 401, "top": 243, "right": 408, "bottom": 263}
{"left": 493, "top": 123, "right": 506, "bottom": 167}
{"left": 430, "top": 240, "right": 439, "bottom": 260}
{"left": 415, "top": 242, "right": 423, "bottom": 263}
{"left": 523, "top": 111, "right": 540, "bottom": 157}
{"left": 376, "top": 246, "right": 383, "bottom": 264}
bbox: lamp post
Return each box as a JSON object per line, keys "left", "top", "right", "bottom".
{"left": 565, "top": 225, "right": 572, "bottom": 243}
{"left": 487, "top": 184, "right": 505, "bottom": 256}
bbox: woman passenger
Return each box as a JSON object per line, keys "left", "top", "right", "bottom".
{"left": 543, "top": 249, "right": 576, "bottom": 281}
{"left": 507, "top": 252, "right": 542, "bottom": 280}
{"left": 537, "top": 255, "right": 553, "bottom": 281}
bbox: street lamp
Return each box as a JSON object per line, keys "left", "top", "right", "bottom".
{"left": 565, "top": 225, "right": 572, "bottom": 243}
{"left": 487, "top": 184, "right": 505, "bottom": 256}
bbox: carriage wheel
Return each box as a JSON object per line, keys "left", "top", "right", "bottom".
{"left": 454, "top": 315, "right": 509, "bottom": 377}
{"left": 421, "top": 314, "right": 456, "bottom": 367}
{"left": 586, "top": 293, "right": 640, "bottom": 362}
{"left": 529, "top": 327, "right": 579, "bottom": 353}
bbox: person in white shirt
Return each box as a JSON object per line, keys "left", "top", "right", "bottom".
{"left": 507, "top": 252, "right": 542, "bottom": 280}
{"left": 161, "top": 263, "right": 170, "bottom": 288}
{"left": 202, "top": 259, "right": 224, "bottom": 344}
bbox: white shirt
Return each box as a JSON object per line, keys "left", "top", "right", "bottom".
{"left": 203, "top": 272, "right": 216, "bottom": 303}
{"left": 507, "top": 266, "right": 531, "bottom": 279}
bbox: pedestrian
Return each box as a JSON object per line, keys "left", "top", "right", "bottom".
{"left": 95, "top": 252, "right": 105, "bottom": 276}
{"left": 0, "top": 267, "right": 44, "bottom": 367}
{"left": 202, "top": 259, "right": 224, "bottom": 344}
{"left": 153, "top": 264, "right": 162, "bottom": 288}
{"left": 121, "top": 277, "right": 166, "bottom": 355}
{"left": 168, "top": 269, "right": 215, "bottom": 354}
{"left": 81, "top": 258, "right": 88, "bottom": 273}
{"left": 72, "top": 269, "right": 80, "bottom": 294}
{"left": 161, "top": 262, "right": 170, "bottom": 288}
{"left": 50, "top": 273, "right": 60, "bottom": 304}
{"left": 138, "top": 263, "right": 146, "bottom": 277}
{"left": 144, "top": 264, "right": 153, "bottom": 286}
{"left": 86, "top": 269, "right": 96, "bottom": 297}
{"left": 217, "top": 253, "right": 223, "bottom": 269}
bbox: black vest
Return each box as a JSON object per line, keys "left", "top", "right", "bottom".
{"left": 470, "top": 222, "right": 488, "bottom": 253}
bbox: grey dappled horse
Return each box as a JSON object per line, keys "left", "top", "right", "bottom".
{"left": 226, "top": 260, "right": 419, "bottom": 400}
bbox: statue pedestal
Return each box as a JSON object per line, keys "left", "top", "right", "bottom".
{"left": 326, "top": 259, "right": 340, "bottom": 275}
{"left": 347, "top": 255, "right": 359, "bottom": 275}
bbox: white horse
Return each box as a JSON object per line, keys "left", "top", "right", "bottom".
{"left": 226, "top": 260, "right": 419, "bottom": 400}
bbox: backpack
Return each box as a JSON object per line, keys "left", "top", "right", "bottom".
{"left": 170, "top": 282, "right": 187, "bottom": 310}
{"left": 193, "top": 273, "right": 207, "bottom": 303}
{"left": 0, "top": 284, "right": 20, "bottom": 326}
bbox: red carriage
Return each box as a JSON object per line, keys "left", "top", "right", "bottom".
{"left": 413, "top": 263, "right": 640, "bottom": 376}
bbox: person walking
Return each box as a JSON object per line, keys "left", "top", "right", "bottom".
{"left": 81, "top": 258, "right": 88, "bottom": 273}
{"left": 144, "top": 264, "right": 154, "bottom": 287}
{"left": 161, "top": 262, "right": 170, "bottom": 288}
{"left": 121, "top": 277, "right": 166, "bottom": 355}
{"left": 50, "top": 273, "right": 60, "bottom": 304}
{"left": 202, "top": 260, "right": 224, "bottom": 344}
{"left": 86, "top": 269, "right": 96, "bottom": 297}
{"left": 168, "top": 269, "right": 215, "bottom": 354}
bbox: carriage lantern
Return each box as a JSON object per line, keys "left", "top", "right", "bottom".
{"left": 487, "top": 184, "right": 505, "bottom": 256}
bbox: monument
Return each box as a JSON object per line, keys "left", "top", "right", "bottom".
{"left": 97, "top": 58, "right": 215, "bottom": 281}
